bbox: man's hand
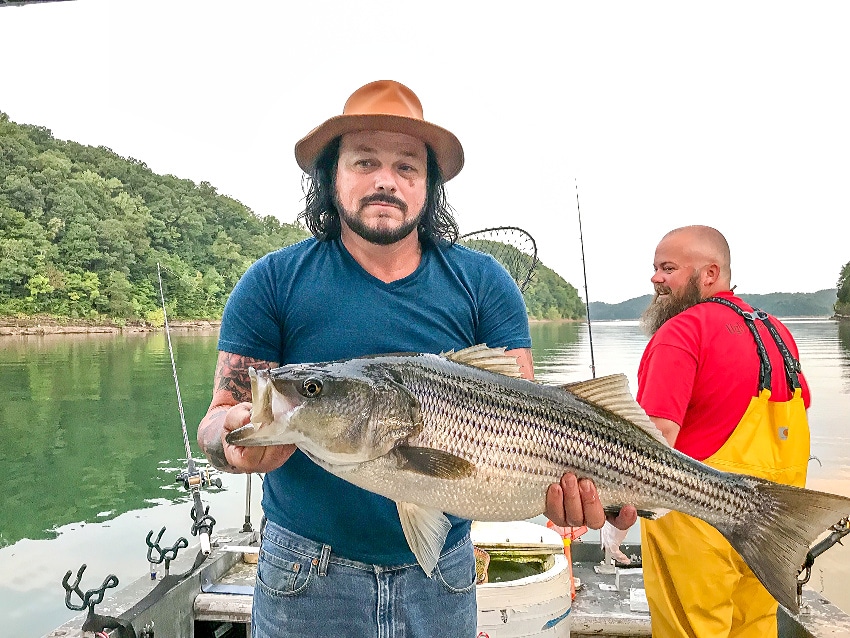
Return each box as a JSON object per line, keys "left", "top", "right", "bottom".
{"left": 197, "top": 351, "right": 295, "bottom": 475}
{"left": 544, "top": 473, "right": 638, "bottom": 530}
{"left": 221, "top": 402, "right": 296, "bottom": 474}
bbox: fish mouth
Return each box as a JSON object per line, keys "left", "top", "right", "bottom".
{"left": 225, "top": 423, "right": 260, "bottom": 446}
{"left": 225, "top": 420, "right": 304, "bottom": 448}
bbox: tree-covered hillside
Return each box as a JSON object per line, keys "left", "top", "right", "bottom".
{"left": 590, "top": 289, "right": 840, "bottom": 321}
{"left": 0, "top": 113, "right": 584, "bottom": 323}
{"left": 459, "top": 236, "right": 585, "bottom": 320}
{"left": 836, "top": 261, "right": 850, "bottom": 319}
{"left": 523, "top": 264, "right": 585, "bottom": 320}
{"left": 0, "top": 112, "right": 308, "bottom": 321}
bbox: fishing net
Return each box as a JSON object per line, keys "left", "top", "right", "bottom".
{"left": 459, "top": 226, "right": 539, "bottom": 292}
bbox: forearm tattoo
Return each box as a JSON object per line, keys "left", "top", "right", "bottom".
{"left": 215, "top": 352, "right": 265, "bottom": 403}
{"left": 199, "top": 352, "right": 277, "bottom": 472}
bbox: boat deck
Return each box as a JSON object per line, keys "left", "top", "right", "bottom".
{"left": 570, "top": 543, "right": 651, "bottom": 637}
{"left": 568, "top": 541, "right": 850, "bottom": 638}
{"left": 44, "top": 529, "right": 850, "bottom": 638}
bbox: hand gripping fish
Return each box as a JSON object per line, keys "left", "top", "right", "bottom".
{"left": 226, "top": 345, "right": 850, "bottom": 613}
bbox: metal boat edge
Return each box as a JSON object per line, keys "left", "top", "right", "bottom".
{"left": 43, "top": 524, "right": 850, "bottom": 638}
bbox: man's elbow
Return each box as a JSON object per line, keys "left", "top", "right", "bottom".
{"left": 649, "top": 416, "right": 680, "bottom": 446}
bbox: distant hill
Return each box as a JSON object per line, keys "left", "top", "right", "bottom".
{"left": 589, "top": 289, "right": 838, "bottom": 321}
{"left": 0, "top": 112, "right": 584, "bottom": 323}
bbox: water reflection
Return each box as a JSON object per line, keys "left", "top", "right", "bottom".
{"left": 3, "top": 321, "right": 848, "bottom": 549}
{"left": 840, "top": 321, "right": 850, "bottom": 391}
{"left": 531, "top": 319, "right": 850, "bottom": 488}
{"left": 531, "top": 318, "right": 850, "bottom": 616}
{"left": 0, "top": 333, "right": 219, "bottom": 548}
{"left": 1, "top": 320, "right": 849, "bottom": 636}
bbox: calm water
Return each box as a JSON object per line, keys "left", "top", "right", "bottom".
{"left": 1, "top": 320, "right": 848, "bottom": 637}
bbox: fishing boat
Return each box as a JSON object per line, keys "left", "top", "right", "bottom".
{"left": 43, "top": 510, "right": 850, "bottom": 638}
{"left": 473, "top": 521, "right": 572, "bottom": 637}
{"left": 43, "top": 239, "right": 850, "bottom": 638}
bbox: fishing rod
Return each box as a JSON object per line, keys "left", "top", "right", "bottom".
{"left": 156, "top": 263, "right": 214, "bottom": 556}
{"left": 575, "top": 179, "right": 596, "bottom": 378}
{"left": 796, "top": 516, "right": 850, "bottom": 608}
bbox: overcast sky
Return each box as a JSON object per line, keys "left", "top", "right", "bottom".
{"left": 2, "top": 0, "right": 848, "bottom": 303}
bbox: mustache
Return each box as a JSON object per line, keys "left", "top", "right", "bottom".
{"left": 359, "top": 193, "right": 408, "bottom": 213}
{"left": 654, "top": 284, "right": 672, "bottom": 296}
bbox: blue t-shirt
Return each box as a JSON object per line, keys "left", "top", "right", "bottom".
{"left": 218, "top": 237, "right": 531, "bottom": 564}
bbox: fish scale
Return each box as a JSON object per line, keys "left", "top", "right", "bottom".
{"left": 396, "top": 356, "right": 752, "bottom": 525}
{"left": 229, "top": 346, "right": 850, "bottom": 612}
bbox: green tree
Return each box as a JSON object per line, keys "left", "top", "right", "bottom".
{"left": 523, "top": 264, "right": 585, "bottom": 320}
{"left": 835, "top": 261, "right": 850, "bottom": 318}
{"left": 100, "top": 270, "right": 135, "bottom": 317}
{"left": 64, "top": 271, "right": 101, "bottom": 318}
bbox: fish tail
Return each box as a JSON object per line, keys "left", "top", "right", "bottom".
{"left": 717, "top": 480, "right": 850, "bottom": 613}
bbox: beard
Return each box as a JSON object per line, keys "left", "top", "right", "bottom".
{"left": 335, "top": 192, "right": 424, "bottom": 246}
{"left": 640, "top": 272, "right": 704, "bottom": 336}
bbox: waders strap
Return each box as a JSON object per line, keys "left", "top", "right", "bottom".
{"left": 759, "top": 314, "right": 803, "bottom": 390}
{"left": 702, "top": 297, "right": 802, "bottom": 393}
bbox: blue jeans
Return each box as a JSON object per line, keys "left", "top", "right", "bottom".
{"left": 252, "top": 519, "right": 477, "bottom": 638}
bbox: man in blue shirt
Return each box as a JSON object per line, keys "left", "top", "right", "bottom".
{"left": 198, "top": 80, "right": 634, "bottom": 637}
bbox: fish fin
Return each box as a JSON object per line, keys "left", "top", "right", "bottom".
{"left": 715, "top": 479, "right": 850, "bottom": 613}
{"left": 563, "top": 374, "right": 670, "bottom": 447}
{"left": 394, "top": 446, "right": 476, "bottom": 479}
{"left": 249, "top": 367, "right": 274, "bottom": 425}
{"left": 443, "top": 344, "right": 524, "bottom": 378}
{"left": 397, "top": 502, "right": 451, "bottom": 576}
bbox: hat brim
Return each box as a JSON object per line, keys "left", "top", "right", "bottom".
{"left": 295, "top": 114, "right": 464, "bottom": 181}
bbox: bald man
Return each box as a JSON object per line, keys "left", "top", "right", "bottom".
{"left": 635, "top": 225, "right": 812, "bottom": 637}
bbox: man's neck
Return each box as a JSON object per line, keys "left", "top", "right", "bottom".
{"left": 702, "top": 286, "right": 733, "bottom": 300}
{"left": 340, "top": 228, "right": 423, "bottom": 283}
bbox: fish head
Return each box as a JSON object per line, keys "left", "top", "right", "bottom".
{"left": 225, "top": 360, "right": 423, "bottom": 466}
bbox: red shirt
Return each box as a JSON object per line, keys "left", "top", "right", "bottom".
{"left": 636, "top": 291, "right": 811, "bottom": 460}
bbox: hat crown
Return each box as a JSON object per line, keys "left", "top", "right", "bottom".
{"left": 295, "top": 80, "right": 464, "bottom": 180}
{"left": 343, "top": 80, "right": 424, "bottom": 120}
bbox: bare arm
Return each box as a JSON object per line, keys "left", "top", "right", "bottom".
{"left": 506, "top": 347, "right": 535, "bottom": 381}
{"left": 649, "top": 416, "right": 680, "bottom": 446}
{"left": 197, "top": 351, "right": 296, "bottom": 474}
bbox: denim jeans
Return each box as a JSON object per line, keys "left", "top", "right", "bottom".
{"left": 252, "top": 519, "right": 478, "bottom": 638}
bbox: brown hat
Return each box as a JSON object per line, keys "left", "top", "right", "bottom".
{"left": 294, "top": 80, "right": 464, "bottom": 181}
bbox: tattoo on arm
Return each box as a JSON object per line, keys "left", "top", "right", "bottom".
{"left": 199, "top": 352, "right": 278, "bottom": 472}
{"left": 215, "top": 352, "right": 277, "bottom": 403}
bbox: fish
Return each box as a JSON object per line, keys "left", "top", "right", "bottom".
{"left": 226, "top": 344, "right": 850, "bottom": 613}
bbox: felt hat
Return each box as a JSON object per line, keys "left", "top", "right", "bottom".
{"left": 294, "top": 80, "right": 464, "bottom": 181}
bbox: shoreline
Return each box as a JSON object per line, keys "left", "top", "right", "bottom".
{"left": 0, "top": 318, "right": 221, "bottom": 336}
{"left": 3, "top": 314, "right": 843, "bottom": 337}
{"left": 1, "top": 316, "right": 581, "bottom": 336}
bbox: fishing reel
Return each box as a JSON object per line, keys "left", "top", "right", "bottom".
{"left": 175, "top": 466, "right": 222, "bottom": 491}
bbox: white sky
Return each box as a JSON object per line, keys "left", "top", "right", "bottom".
{"left": 1, "top": 0, "right": 848, "bottom": 303}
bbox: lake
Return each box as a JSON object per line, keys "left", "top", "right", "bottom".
{"left": 1, "top": 319, "right": 848, "bottom": 637}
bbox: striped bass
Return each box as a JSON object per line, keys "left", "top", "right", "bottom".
{"left": 226, "top": 345, "right": 850, "bottom": 613}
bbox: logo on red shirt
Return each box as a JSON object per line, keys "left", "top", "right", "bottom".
{"left": 725, "top": 322, "right": 747, "bottom": 335}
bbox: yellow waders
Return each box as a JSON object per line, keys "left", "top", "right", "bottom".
{"left": 641, "top": 299, "right": 810, "bottom": 638}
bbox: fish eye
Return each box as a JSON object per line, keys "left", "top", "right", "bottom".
{"left": 300, "top": 378, "right": 323, "bottom": 398}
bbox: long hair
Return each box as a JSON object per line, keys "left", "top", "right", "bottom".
{"left": 298, "top": 137, "right": 459, "bottom": 245}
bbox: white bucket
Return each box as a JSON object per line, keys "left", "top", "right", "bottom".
{"left": 473, "top": 522, "right": 572, "bottom": 638}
